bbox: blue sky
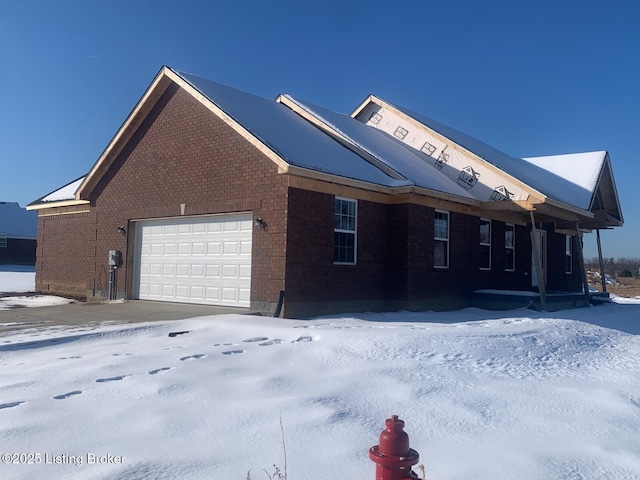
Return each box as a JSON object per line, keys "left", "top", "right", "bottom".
{"left": 1, "top": 0, "right": 638, "bottom": 258}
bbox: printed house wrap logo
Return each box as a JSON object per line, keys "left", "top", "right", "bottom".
{"left": 434, "top": 149, "right": 449, "bottom": 170}
{"left": 369, "top": 112, "right": 383, "bottom": 125}
{"left": 490, "top": 185, "right": 514, "bottom": 201}
{"left": 457, "top": 166, "right": 480, "bottom": 189}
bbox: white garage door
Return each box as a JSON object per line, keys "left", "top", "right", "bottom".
{"left": 132, "top": 214, "right": 252, "bottom": 307}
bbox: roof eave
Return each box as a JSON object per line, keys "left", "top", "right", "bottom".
{"left": 26, "top": 199, "right": 90, "bottom": 211}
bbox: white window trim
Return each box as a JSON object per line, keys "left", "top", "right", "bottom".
{"left": 505, "top": 223, "right": 515, "bottom": 272}
{"left": 434, "top": 209, "right": 450, "bottom": 269}
{"left": 565, "top": 235, "right": 573, "bottom": 274}
{"left": 479, "top": 218, "right": 491, "bottom": 270}
{"left": 334, "top": 197, "right": 357, "bottom": 265}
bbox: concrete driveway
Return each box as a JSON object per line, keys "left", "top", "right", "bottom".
{"left": 0, "top": 300, "right": 250, "bottom": 335}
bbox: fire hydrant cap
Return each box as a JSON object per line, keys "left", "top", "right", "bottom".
{"left": 379, "top": 415, "right": 410, "bottom": 457}
{"left": 369, "top": 414, "right": 419, "bottom": 474}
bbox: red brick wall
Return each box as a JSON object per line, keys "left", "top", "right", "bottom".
{"left": 37, "top": 83, "right": 288, "bottom": 311}
{"left": 283, "top": 191, "right": 584, "bottom": 316}
{"left": 284, "top": 188, "right": 391, "bottom": 311}
{"left": 35, "top": 213, "right": 91, "bottom": 296}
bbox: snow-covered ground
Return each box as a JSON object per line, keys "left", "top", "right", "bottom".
{"left": 1, "top": 271, "right": 639, "bottom": 479}
{"left": 0, "top": 265, "right": 36, "bottom": 294}
{"left": 0, "top": 266, "right": 74, "bottom": 310}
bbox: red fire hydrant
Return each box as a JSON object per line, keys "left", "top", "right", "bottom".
{"left": 369, "top": 415, "right": 420, "bottom": 480}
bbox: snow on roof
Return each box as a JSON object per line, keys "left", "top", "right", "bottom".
{"left": 282, "top": 95, "right": 476, "bottom": 199}
{"left": 522, "top": 152, "right": 606, "bottom": 209}
{"left": 174, "top": 70, "right": 406, "bottom": 188}
{"left": 40, "top": 176, "right": 85, "bottom": 202}
{"left": 0, "top": 202, "right": 37, "bottom": 238}
{"left": 393, "top": 104, "right": 597, "bottom": 210}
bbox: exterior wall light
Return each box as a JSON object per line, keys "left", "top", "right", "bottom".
{"left": 254, "top": 217, "right": 267, "bottom": 230}
{"left": 117, "top": 226, "right": 126, "bottom": 235}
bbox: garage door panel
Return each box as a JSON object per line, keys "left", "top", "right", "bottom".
{"left": 176, "top": 285, "right": 189, "bottom": 298}
{"left": 205, "top": 286, "right": 220, "bottom": 299}
{"left": 239, "top": 265, "right": 251, "bottom": 279}
{"left": 207, "top": 222, "right": 222, "bottom": 233}
{"left": 222, "top": 241, "right": 238, "bottom": 254}
{"left": 163, "top": 243, "right": 177, "bottom": 255}
{"left": 240, "top": 241, "right": 252, "bottom": 255}
{"left": 222, "top": 287, "right": 237, "bottom": 301}
{"left": 207, "top": 241, "right": 222, "bottom": 254}
{"left": 206, "top": 264, "right": 221, "bottom": 277}
{"left": 222, "top": 264, "right": 238, "bottom": 279}
{"left": 134, "top": 214, "right": 252, "bottom": 307}
{"left": 162, "top": 264, "right": 175, "bottom": 276}
{"left": 239, "top": 288, "right": 250, "bottom": 302}
{"left": 192, "top": 242, "right": 206, "bottom": 255}
{"left": 176, "top": 264, "right": 189, "bottom": 276}
{"left": 162, "top": 284, "right": 175, "bottom": 296}
{"left": 190, "top": 285, "right": 204, "bottom": 299}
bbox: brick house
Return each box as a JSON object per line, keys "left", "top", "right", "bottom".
{"left": 0, "top": 202, "right": 37, "bottom": 265}
{"left": 27, "top": 67, "right": 623, "bottom": 317}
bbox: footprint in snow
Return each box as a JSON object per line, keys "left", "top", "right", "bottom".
{"left": 111, "top": 353, "right": 134, "bottom": 357}
{"left": 292, "top": 335, "right": 313, "bottom": 343}
{"left": 221, "top": 350, "right": 244, "bottom": 355}
{"left": 0, "top": 401, "right": 26, "bottom": 409}
{"left": 96, "top": 375, "right": 130, "bottom": 383}
{"left": 53, "top": 391, "right": 82, "bottom": 400}
{"left": 58, "top": 356, "right": 82, "bottom": 360}
{"left": 259, "top": 339, "right": 283, "bottom": 346}
{"left": 168, "top": 331, "right": 190, "bottom": 337}
{"left": 213, "top": 343, "right": 234, "bottom": 347}
{"left": 180, "top": 354, "right": 207, "bottom": 361}
{"left": 243, "top": 337, "right": 269, "bottom": 343}
{"left": 148, "top": 367, "right": 173, "bottom": 375}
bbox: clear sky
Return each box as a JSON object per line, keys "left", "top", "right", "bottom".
{"left": 1, "top": 0, "right": 638, "bottom": 258}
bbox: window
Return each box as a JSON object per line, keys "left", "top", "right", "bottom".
{"left": 334, "top": 197, "right": 357, "bottom": 264}
{"left": 0, "top": 237, "right": 6, "bottom": 248}
{"left": 505, "top": 224, "right": 515, "bottom": 271}
{"left": 479, "top": 219, "right": 491, "bottom": 270}
{"left": 434, "top": 210, "right": 449, "bottom": 268}
{"left": 565, "top": 235, "right": 572, "bottom": 274}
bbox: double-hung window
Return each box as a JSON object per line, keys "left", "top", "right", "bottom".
{"left": 505, "top": 224, "right": 515, "bottom": 271}
{"left": 479, "top": 219, "right": 491, "bottom": 270}
{"left": 565, "top": 235, "right": 572, "bottom": 274}
{"left": 434, "top": 210, "right": 449, "bottom": 268}
{"left": 334, "top": 197, "right": 357, "bottom": 264}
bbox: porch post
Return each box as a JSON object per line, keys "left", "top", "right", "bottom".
{"left": 529, "top": 211, "right": 547, "bottom": 310}
{"left": 596, "top": 229, "right": 607, "bottom": 293}
{"left": 575, "top": 228, "right": 591, "bottom": 306}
